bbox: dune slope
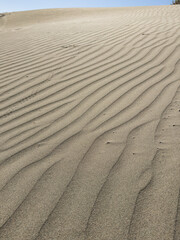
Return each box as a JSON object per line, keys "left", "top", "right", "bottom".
{"left": 0, "top": 5, "right": 180, "bottom": 240}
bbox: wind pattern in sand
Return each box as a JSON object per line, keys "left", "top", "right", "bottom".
{"left": 0, "top": 5, "right": 180, "bottom": 240}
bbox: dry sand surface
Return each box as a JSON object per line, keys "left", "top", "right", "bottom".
{"left": 0, "top": 5, "right": 180, "bottom": 240}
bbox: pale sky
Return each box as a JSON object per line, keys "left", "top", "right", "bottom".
{"left": 0, "top": 0, "right": 172, "bottom": 13}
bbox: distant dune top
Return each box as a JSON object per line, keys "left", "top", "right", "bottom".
{"left": 0, "top": 5, "right": 173, "bottom": 28}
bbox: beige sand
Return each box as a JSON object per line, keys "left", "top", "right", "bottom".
{"left": 0, "top": 5, "right": 180, "bottom": 240}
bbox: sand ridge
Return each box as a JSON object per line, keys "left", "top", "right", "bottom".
{"left": 0, "top": 5, "right": 180, "bottom": 240}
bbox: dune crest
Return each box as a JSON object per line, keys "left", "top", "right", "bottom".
{"left": 0, "top": 5, "right": 180, "bottom": 240}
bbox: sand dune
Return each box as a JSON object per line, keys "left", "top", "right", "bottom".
{"left": 0, "top": 5, "right": 180, "bottom": 240}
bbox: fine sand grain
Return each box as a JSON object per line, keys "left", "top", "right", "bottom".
{"left": 0, "top": 5, "right": 180, "bottom": 240}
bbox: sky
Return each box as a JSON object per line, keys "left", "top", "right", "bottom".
{"left": 0, "top": 0, "right": 172, "bottom": 13}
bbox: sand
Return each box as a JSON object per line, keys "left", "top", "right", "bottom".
{"left": 0, "top": 5, "right": 180, "bottom": 240}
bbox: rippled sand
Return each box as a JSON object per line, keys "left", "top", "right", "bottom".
{"left": 0, "top": 5, "right": 180, "bottom": 240}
